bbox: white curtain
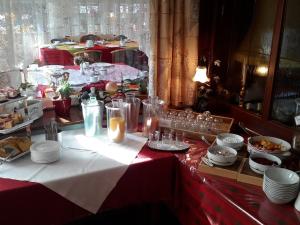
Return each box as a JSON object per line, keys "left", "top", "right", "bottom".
{"left": 0, "top": 0, "right": 149, "bottom": 72}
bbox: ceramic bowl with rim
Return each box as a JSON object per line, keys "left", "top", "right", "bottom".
{"left": 207, "top": 145, "right": 237, "bottom": 166}
{"left": 264, "top": 167, "right": 299, "bottom": 185}
{"left": 216, "top": 133, "right": 244, "bottom": 150}
{"left": 249, "top": 152, "right": 281, "bottom": 174}
{"left": 248, "top": 136, "right": 291, "bottom": 155}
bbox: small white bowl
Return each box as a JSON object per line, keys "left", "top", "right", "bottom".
{"left": 216, "top": 133, "right": 244, "bottom": 150}
{"left": 249, "top": 153, "right": 281, "bottom": 174}
{"left": 207, "top": 145, "right": 237, "bottom": 166}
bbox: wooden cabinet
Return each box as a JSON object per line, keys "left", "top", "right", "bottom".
{"left": 199, "top": 0, "right": 300, "bottom": 141}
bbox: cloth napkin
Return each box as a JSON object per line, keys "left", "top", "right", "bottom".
{"left": 0, "top": 129, "right": 147, "bottom": 213}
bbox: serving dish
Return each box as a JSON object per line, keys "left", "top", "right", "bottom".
{"left": 207, "top": 145, "right": 237, "bottom": 166}
{"left": 148, "top": 141, "right": 190, "bottom": 152}
{"left": 249, "top": 152, "right": 281, "bottom": 174}
{"left": 248, "top": 136, "right": 291, "bottom": 155}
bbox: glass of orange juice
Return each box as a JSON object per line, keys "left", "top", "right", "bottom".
{"left": 105, "top": 101, "right": 127, "bottom": 143}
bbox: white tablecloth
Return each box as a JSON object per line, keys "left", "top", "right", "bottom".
{"left": 0, "top": 129, "right": 147, "bottom": 213}
{"left": 27, "top": 64, "right": 142, "bottom": 86}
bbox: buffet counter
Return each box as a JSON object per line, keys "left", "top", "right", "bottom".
{"left": 0, "top": 108, "right": 299, "bottom": 225}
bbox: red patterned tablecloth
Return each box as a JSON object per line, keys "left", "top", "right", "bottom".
{"left": 40, "top": 45, "right": 122, "bottom": 65}
{"left": 0, "top": 138, "right": 299, "bottom": 225}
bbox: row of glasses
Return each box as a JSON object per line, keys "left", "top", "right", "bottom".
{"left": 148, "top": 129, "right": 185, "bottom": 148}
{"left": 160, "top": 109, "right": 223, "bottom": 133}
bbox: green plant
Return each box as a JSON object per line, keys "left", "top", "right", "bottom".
{"left": 57, "top": 72, "right": 72, "bottom": 99}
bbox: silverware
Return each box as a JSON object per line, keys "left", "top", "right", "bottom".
{"left": 238, "top": 121, "right": 261, "bottom": 136}
{"left": 201, "top": 155, "right": 214, "bottom": 167}
{"left": 201, "top": 135, "right": 211, "bottom": 146}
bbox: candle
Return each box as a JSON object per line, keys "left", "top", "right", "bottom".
{"left": 109, "top": 117, "right": 125, "bottom": 142}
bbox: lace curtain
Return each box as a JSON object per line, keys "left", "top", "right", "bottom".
{"left": 0, "top": 0, "right": 149, "bottom": 72}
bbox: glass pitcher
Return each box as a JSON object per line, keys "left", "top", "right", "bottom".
{"left": 125, "top": 93, "right": 141, "bottom": 133}
{"left": 142, "top": 96, "right": 165, "bottom": 137}
{"left": 81, "top": 98, "right": 103, "bottom": 136}
{"left": 105, "top": 101, "right": 127, "bottom": 143}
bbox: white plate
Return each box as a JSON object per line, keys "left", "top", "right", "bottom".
{"left": 148, "top": 141, "right": 190, "bottom": 151}
{"left": 91, "top": 63, "right": 114, "bottom": 68}
{"left": 61, "top": 41, "right": 77, "bottom": 45}
{"left": 0, "top": 150, "right": 30, "bottom": 162}
{"left": 40, "top": 65, "right": 64, "bottom": 70}
{"left": 73, "top": 45, "right": 85, "bottom": 49}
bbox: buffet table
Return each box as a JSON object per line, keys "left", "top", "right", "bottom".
{"left": 0, "top": 120, "right": 299, "bottom": 225}
{"left": 39, "top": 41, "right": 138, "bottom": 65}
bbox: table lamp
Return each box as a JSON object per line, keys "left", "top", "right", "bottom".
{"left": 193, "top": 57, "right": 211, "bottom": 112}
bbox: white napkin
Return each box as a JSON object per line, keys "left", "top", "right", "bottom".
{"left": 0, "top": 129, "right": 147, "bottom": 213}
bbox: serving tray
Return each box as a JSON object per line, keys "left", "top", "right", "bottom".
{"left": 148, "top": 141, "right": 190, "bottom": 152}
{"left": 0, "top": 118, "right": 35, "bottom": 134}
{"left": 0, "top": 150, "right": 30, "bottom": 162}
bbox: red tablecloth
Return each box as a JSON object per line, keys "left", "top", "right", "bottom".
{"left": 40, "top": 45, "right": 121, "bottom": 65}
{"left": 0, "top": 139, "right": 299, "bottom": 225}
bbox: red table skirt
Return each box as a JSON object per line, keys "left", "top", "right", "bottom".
{"left": 40, "top": 45, "right": 121, "bottom": 65}
{"left": 0, "top": 146, "right": 177, "bottom": 225}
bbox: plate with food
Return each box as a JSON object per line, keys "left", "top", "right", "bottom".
{"left": 248, "top": 136, "right": 291, "bottom": 155}
{"left": 0, "top": 136, "right": 32, "bottom": 162}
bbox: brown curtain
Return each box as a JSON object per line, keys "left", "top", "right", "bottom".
{"left": 149, "top": 0, "right": 199, "bottom": 107}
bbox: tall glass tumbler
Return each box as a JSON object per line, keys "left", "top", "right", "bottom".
{"left": 125, "top": 93, "right": 141, "bottom": 133}
{"left": 105, "top": 102, "right": 127, "bottom": 143}
{"left": 81, "top": 100, "right": 103, "bottom": 136}
{"left": 142, "top": 96, "right": 165, "bottom": 137}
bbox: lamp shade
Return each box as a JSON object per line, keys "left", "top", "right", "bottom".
{"left": 193, "top": 66, "right": 209, "bottom": 83}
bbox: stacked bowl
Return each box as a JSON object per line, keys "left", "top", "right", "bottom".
{"left": 30, "top": 140, "right": 60, "bottom": 163}
{"left": 263, "top": 167, "right": 300, "bottom": 204}
{"left": 216, "top": 133, "right": 244, "bottom": 150}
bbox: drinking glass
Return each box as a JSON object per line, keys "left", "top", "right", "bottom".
{"left": 81, "top": 100, "right": 103, "bottom": 136}
{"left": 105, "top": 102, "right": 127, "bottom": 142}
{"left": 162, "top": 132, "right": 171, "bottom": 145}
{"left": 142, "top": 97, "right": 165, "bottom": 137}
{"left": 125, "top": 93, "right": 141, "bottom": 133}
{"left": 176, "top": 132, "right": 184, "bottom": 144}
{"left": 154, "top": 130, "right": 161, "bottom": 142}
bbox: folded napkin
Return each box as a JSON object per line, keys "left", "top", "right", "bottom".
{"left": 0, "top": 129, "right": 147, "bottom": 213}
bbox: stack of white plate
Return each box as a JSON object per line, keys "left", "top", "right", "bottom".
{"left": 216, "top": 133, "right": 244, "bottom": 150}
{"left": 30, "top": 140, "right": 60, "bottom": 164}
{"left": 263, "top": 167, "right": 300, "bottom": 204}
